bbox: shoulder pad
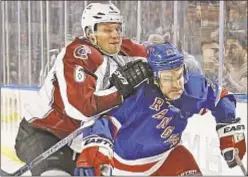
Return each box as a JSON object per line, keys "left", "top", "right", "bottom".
{"left": 121, "top": 38, "right": 147, "bottom": 57}
{"left": 185, "top": 73, "right": 209, "bottom": 97}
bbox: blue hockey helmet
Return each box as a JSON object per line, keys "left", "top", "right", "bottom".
{"left": 147, "top": 42, "right": 184, "bottom": 71}
{"left": 147, "top": 42, "right": 186, "bottom": 80}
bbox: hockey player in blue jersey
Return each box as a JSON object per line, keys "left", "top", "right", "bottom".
{"left": 73, "top": 43, "right": 246, "bottom": 176}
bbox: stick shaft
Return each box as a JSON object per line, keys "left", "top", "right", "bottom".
{"left": 1, "top": 119, "right": 95, "bottom": 176}
{"left": 235, "top": 153, "right": 247, "bottom": 176}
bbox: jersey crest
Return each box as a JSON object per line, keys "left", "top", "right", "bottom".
{"left": 74, "top": 45, "right": 92, "bottom": 60}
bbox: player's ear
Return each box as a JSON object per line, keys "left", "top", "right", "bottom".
{"left": 154, "top": 79, "right": 160, "bottom": 87}
{"left": 183, "top": 64, "right": 189, "bottom": 83}
{"left": 86, "top": 27, "right": 96, "bottom": 43}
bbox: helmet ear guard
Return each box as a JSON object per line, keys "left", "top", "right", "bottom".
{"left": 85, "top": 27, "right": 97, "bottom": 45}
{"left": 183, "top": 64, "right": 189, "bottom": 83}
{"left": 85, "top": 26, "right": 93, "bottom": 37}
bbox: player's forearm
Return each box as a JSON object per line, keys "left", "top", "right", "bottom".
{"left": 83, "top": 118, "right": 113, "bottom": 140}
{"left": 66, "top": 91, "right": 122, "bottom": 118}
{"left": 94, "top": 92, "right": 122, "bottom": 115}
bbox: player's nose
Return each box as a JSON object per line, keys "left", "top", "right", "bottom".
{"left": 111, "top": 29, "right": 121, "bottom": 38}
{"left": 172, "top": 79, "right": 181, "bottom": 88}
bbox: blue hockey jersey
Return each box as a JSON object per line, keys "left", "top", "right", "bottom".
{"left": 81, "top": 72, "right": 236, "bottom": 175}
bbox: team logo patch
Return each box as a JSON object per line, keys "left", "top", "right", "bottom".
{"left": 74, "top": 45, "right": 92, "bottom": 60}
{"left": 74, "top": 65, "right": 85, "bottom": 83}
{"left": 166, "top": 49, "right": 176, "bottom": 56}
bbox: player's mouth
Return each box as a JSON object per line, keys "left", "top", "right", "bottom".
{"left": 171, "top": 89, "right": 182, "bottom": 92}
{"left": 171, "top": 90, "right": 183, "bottom": 95}
{"left": 109, "top": 41, "right": 120, "bottom": 45}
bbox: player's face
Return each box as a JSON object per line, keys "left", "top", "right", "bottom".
{"left": 225, "top": 39, "right": 243, "bottom": 62}
{"left": 229, "top": 9, "right": 239, "bottom": 21}
{"left": 158, "top": 66, "right": 184, "bottom": 100}
{"left": 95, "top": 22, "right": 122, "bottom": 54}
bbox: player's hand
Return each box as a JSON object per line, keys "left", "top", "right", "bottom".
{"left": 216, "top": 117, "right": 246, "bottom": 168}
{"left": 74, "top": 135, "right": 113, "bottom": 176}
{"left": 110, "top": 60, "right": 153, "bottom": 98}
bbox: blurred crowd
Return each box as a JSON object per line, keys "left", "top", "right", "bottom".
{"left": 200, "top": 1, "right": 247, "bottom": 93}
{"left": 2, "top": 1, "right": 247, "bottom": 93}
{"left": 145, "top": 1, "right": 247, "bottom": 93}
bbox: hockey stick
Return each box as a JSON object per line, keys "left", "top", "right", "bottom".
{"left": 1, "top": 119, "right": 95, "bottom": 176}
{"left": 235, "top": 152, "right": 248, "bottom": 176}
{"left": 1, "top": 170, "right": 10, "bottom": 176}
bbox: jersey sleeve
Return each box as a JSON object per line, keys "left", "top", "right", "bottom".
{"left": 54, "top": 46, "right": 122, "bottom": 121}
{"left": 203, "top": 77, "right": 237, "bottom": 123}
{"left": 82, "top": 118, "right": 113, "bottom": 140}
{"left": 121, "top": 38, "right": 147, "bottom": 57}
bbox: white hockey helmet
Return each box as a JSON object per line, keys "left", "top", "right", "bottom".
{"left": 81, "top": 2, "right": 124, "bottom": 36}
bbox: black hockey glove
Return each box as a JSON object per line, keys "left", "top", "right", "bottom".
{"left": 110, "top": 60, "right": 153, "bottom": 98}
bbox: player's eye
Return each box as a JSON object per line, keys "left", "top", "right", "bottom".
{"left": 104, "top": 29, "right": 113, "bottom": 33}
{"left": 177, "top": 73, "right": 183, "bottom": 80}
{"left": 116, "top": 26, "right": 122, "bottom": 32}
{"left": 161, "top": 78, "right": 172, "bottom": 82}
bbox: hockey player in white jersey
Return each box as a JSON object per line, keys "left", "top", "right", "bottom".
{"left": 14, "top": 2, "right": 152, "bottom": 176}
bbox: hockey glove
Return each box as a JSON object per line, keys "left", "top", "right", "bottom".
{"left": 110, "top": 60, "right": 153, "bottom": 98}
{"left": 74, "top": 135, "right": 114, "bottom": 176}
{"left": 216, "top": 117, "right": 246, "bottom": 168}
